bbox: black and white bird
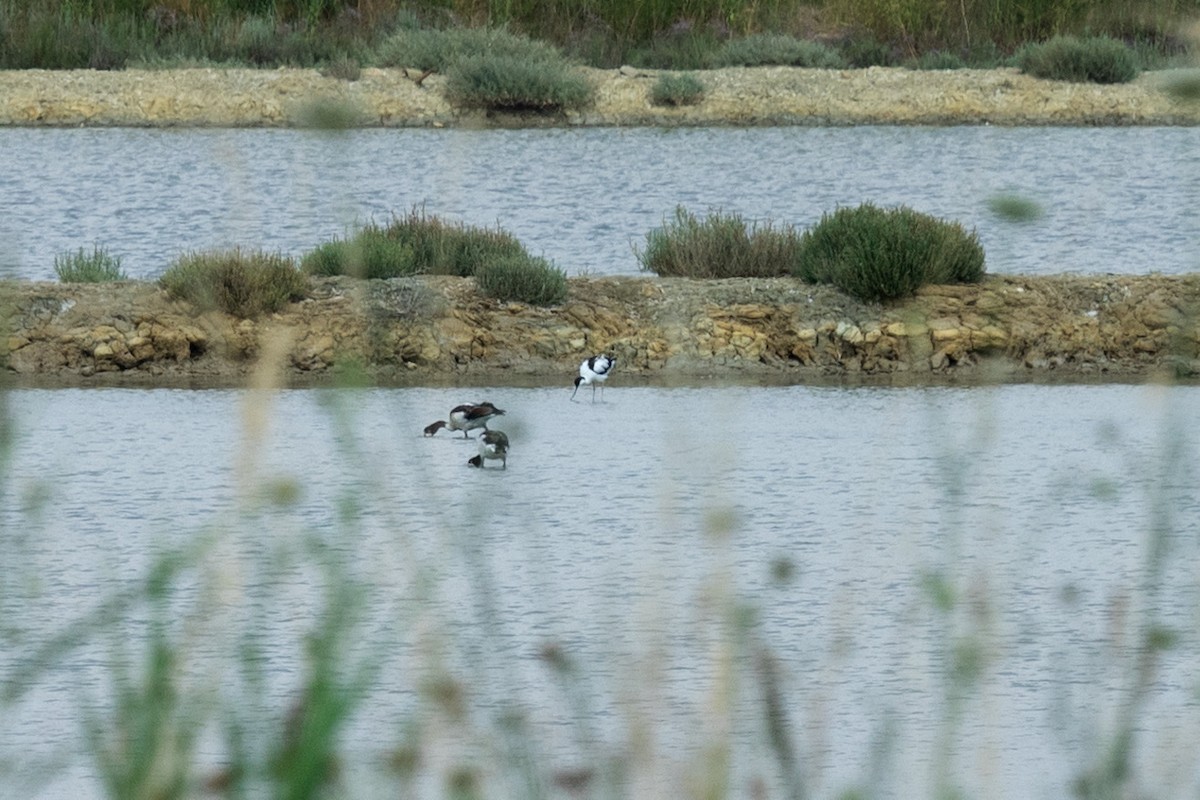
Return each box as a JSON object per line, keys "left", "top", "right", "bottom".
{"left": 468, "top": 429, "right": 509, "bottom": 469}
{"left": 424, "top": 401, "right": 505, "bottom": 438}
{"left": 570, "top": 354, "right": 616, "bottom": 403}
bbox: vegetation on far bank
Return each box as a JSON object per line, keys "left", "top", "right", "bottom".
{"left": 1, "top": 0, "right": 1196, "bottom": 78}
{"left": 70, "top": 203, "right": 991, "bottom": 312}
{"left": 638, "top": 204, "right": 986, "bottom": 301}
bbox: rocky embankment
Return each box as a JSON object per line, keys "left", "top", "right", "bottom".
{"left": 1, "top": 65, "right": 1199, "bottom": 127}
{"left": 3, "top": 68, "right": 1198, "bottom": 386}
{"left": 4, "top": 274, "right": 1199, "bottom": 387}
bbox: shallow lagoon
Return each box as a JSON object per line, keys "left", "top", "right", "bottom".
{"left": 1, "top": 382, "right": 1198, "bottom": 798}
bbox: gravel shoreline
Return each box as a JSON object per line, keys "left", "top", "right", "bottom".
{"left": 1, "top": 65, "right": 1198, "bottom": 127}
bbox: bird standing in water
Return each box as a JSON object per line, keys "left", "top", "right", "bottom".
{"left": 468, "top": 429, "right": 509, "bottom": 469}
{"left": 571, "top": 354, "right": 616, "bottom": 403}
{"left": 423, "top": 401, "right": 505, "bottom": 438}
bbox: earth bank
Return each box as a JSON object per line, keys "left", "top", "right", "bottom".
{"left": 1, "top": 65, "right": 1199, "bottom": 127}
{"left": 4, "top": 274, "right": 1199, "bottom": 387}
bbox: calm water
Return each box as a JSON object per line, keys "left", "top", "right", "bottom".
{"left": 2, "top": 126, "right": 1199, "bottom": 281}
{"left": 2, "top": 383, "right": 1198, "bottom": 798}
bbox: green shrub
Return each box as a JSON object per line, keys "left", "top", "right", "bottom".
{"left": 301, "top": 211, "right": 529, "bottom": 279}
{"left": 54, "top": 246, "right": 127, "bottom": 283}
{"left": 795, "top": 204, "right": 985, "bottom": 302}
{"left": 474, "top": 255, "right": 568, "bottom": 306}
{"left": 637, "top": 207, "right": 803, "bottom": 279}
{"left": 649, "top": 73, "right": 705, "bottom": 107}
{"left": 159, "top": 248, "right": 308, "bottom": 318}
{"left": 383, "top": 209, "right": 527, "bottom": 276}
{"left": 1015, "top": 35, "right": 1139, "bottom": 83}
{"left": 708, "top": 34, "right": 846, "bottom": 68}
{"left": 376, "top": 26, "right": 563, "bottom": 72}
{"left": 444, "top": 53, "right": 593, "bottom": 112}
{"left": 301, "top": 225, "right": 417, "bottom": 279}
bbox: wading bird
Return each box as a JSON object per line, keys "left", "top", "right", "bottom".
{"left": 424, "top": 401, "right": 505, "bottom": 438}
{"left": 571, "top": 354, "right": 616, "bottom": 403}
{"left": 468, "top": 429, "right": 509, "bottom": 469}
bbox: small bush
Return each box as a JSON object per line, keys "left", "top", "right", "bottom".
{"left": 159, "top": 249, "right": 307, "bottom": 318}
{"left": 474, "top": 255, "right": 568, "bottom": 306}
{"left": 1015, "top": 36, "right": 1139, "bottom": 84}
{"left": 795, "top": 204, "right": 985, "bottom": 302}
{"left": 301, "top": 226, "right": 417, "bottom": 279}
{"left": 384, "top": 209, "right": 527, "bottom": 276}
{"left": 708, "top": 34, "right": 846, "bottom": 68}
{"left": 301, "top": 211, "right": 529, "bottom": 279}
{"left": 650, "top": 73, "right": 705, "bottom": 107}
{"left": 54, "top": 246, "right": 127, "bottom": 283}
{"left": 444, "top": 53, "right": 593, "bottom": 112}
{"left": 637, "top": 207, "right": 803, "bottom": 279}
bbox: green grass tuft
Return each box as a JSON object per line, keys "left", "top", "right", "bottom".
{"left": 54, "top": 246, "right": 128, "bottom": 283}
{"left": 159, "top": 248, "right": 308, "bottom": 318}
{"left": 474, "top": 254, "right": 568, "bottom": 306}
{"left": 638, "top": 206, "right": 803, "bottom": 279}
{"left": 1014, "top": 35, "right": 1139, "bottom": 84}
{"left": 301, "top": 210, "right": 530, "bottom": 279}
{"left": 649, "top": 72, "right": 705, "bottom": 107}
{"left": 795, "top": 203, "right": 986, "bottom": 302}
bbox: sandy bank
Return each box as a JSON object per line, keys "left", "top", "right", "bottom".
{"left": 1, "top": 65, "right": 1198, "bottom": 128}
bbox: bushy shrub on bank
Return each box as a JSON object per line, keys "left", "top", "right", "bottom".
{"left": 474, "top": 254, "right": 568, "bottom": 305}
{"left": 1014, "top": 35, "right": 1139, "bottom": 84}
{"left": 159, "top": 249, "right": 307, "bottom": 318}
{"left": 794, "top": 203, "right": 985, "bottom": 302}
{"left": 54, "top": 246, "right": 127, "bottom": 282}
{"left": 637, "top": 207, "right": 803, "bottom": 278}
{"left": 649, "top": 73, "right": 706, "bottom": 106}
{"left": 444, "top": 53, "right": 593, "bottom": 112}
{"left": 301, "top": 210, "right": 566, "bottom": 306}
{"left": 301, "top": 210, "right": 527, "bottom": 279}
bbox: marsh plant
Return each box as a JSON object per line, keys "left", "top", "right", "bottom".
{"left": 473, "top": 254, "right": 569, "bottom": 306}
{"left": 637, "top": 206, "right": 803, "bottom": 278}
{"left": 1015, "top": 35, "right": 1141, "bottom": 83}
{"left": 444, "top": 53, "right": 594, "bottom": 113}
{"left": 53, "top": 246, "right": 128, "bottom": 283}
{"left": 649, "top": 72, "right": 707, "bottom": 106}
{"left": 302, "top": 210, "right": 529, "bottom": 279}
{"left": 794, "top": 203, "right": 986, "bottom": 302}
{"left": 159, "top": 248, "right": 308, "bottom": 318}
